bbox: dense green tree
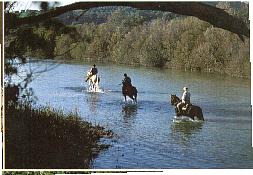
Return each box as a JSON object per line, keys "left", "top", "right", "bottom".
{"left": 6, "top": 3, "right": 250, "bottom": 78}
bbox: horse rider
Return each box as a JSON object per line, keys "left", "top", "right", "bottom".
{"left": 177, "top": 87, "right": 191, "bottom": 115}
{"left": 85, "top": 64, "right": 98, "bottom": 82}
{"left": 122, "top": 73, "right": 132, "bottom": 87}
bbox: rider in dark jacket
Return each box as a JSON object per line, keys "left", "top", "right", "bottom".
{"left": 86, "top": 64, "right": 98, "bottom": 82}
{"left": 122, "top": 73, "right": 132, "bottom": 87}
{"left": 91, "top": 64, "right": 98, "bottom": 75}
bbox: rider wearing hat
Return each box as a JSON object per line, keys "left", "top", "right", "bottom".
{"left": 177, "top": 87, "right": 191, "bottom": 115}
{"left": 85, "top": 64, "right": 98, "bottom": 82}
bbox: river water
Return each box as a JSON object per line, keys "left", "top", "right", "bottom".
{"left": 24, "top": 60, "right": 252, "bottom": 168}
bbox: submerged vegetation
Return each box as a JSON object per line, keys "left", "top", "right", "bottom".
{"left": 5, "top": 103, "right": 113, "bottom": 169}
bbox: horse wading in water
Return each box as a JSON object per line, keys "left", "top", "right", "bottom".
{"left": 122, "top": 73, "right": 138, "bottom": 103}
{"left": 86, "top": 70, "right": 100, "bottom": 92}
{"left": 171, "top": 94, "right": 204, "bottom": 121}
{"left": 122, "top": 84, "right": 138, "bottom": 103}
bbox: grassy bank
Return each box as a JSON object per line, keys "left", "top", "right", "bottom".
{"left": 5, "top": 104, "right": 113, "bottom": 169}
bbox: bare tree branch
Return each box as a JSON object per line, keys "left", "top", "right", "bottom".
{"left": 8, "top": 2, "right": 249, "bottom": 38}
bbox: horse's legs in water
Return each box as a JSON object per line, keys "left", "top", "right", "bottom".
{"left": 93, "top": 83, "right": 96, "bottom": 92}
{"left": 130, "top": 96, "right": 135, "bottom": 102}
{"left": 90, "top": 80, "right": 94, "bottom": 91}
{"left": 93, "top": 77, "right": 96, "bottom": 92}
{"left": 133, "top": 87, "right": 137, "bottom": 103}
{"left": 94, "top": 76, "right": 99, "bottom": 92}
{"left": 175, "top": 107, "right": 180, "bottom": 117}
{"left": 95, "top": 80, "right": 99, "bottom": 92}
{"left": 93, "top": 78, "right": 97, "bottom": 91}
{"left": 89, "top": 81, "right": 92, "bottom": 91}
{"left": 91, "top": 82, "right": 94, "bottom": 91}
{"left": 134, "top": 95, "right": 137, "bottom": 103}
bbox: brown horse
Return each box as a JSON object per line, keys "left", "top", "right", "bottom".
{"left": 171, "top": 94, "right": 204, "bottom": 121}
{"left": 122, "top": 84, "right": 138, "bottom": 103}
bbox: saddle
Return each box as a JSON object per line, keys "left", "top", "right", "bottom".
{"left": 122, "top": 83, "right": 133, "bottom": 93}
{"left": 182, "top": 105, "right": 188, "bottom": 111}
{"left": 181, "top": 103, "right": 192, "bottom": 114}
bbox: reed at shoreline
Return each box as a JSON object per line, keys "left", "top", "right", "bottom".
{"left": 5, "top": 104, "right": 113, "bottom": 169}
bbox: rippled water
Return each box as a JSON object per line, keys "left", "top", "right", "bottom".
{"left": 24, "top": 60, "right": 252, "bottom": 168}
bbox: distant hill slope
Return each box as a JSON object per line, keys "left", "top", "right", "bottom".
{"left": 56, "top": 6, "right": 180, "bottom": 25}
{"left": 14, "top": 2, "right": 248, "bottom": 26}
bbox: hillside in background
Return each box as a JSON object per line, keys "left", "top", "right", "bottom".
{"left": 56, "top": 6, "right": 180, "bottom": 25}
{"left": 6, "top": 1, "right": 250, "bottom": 78}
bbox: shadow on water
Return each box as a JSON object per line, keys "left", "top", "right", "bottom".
{"left": 170, "top": 121, "right": 203, "bottom": 147}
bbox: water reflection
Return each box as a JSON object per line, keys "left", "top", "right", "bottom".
{"left": 122, "top": 104, "right": 138, "bottom": 120}
{"left": 170, "top": 122, "right": 203, "bottom": 147}
{"left": 86, "top": 93, "right": 100, "bottom": 113}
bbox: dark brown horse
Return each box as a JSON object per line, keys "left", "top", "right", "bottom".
{"left": 171, "top": 94, "right": 204, "bottom": 121}
{"left": 122, "top": 84, "right": 138, "bottom": 103}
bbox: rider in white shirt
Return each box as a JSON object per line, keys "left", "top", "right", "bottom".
{"left": 177, "top": 87, "right": 191, "bottom": 115}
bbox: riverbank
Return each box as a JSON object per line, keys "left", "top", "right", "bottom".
{"left": 52, "top": 16, "right": 250, "bottom": 79}
{"left": 6, "top": 7, "right": 250, "bottom": 79}
{"left": 54, "top": 58, "right": 251, "bottom": 80}
{"left": 5, "top": 104, "right": 113, "bottom": 169}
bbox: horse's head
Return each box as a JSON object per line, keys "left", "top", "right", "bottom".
{"left": 171, "top": 94, "right": 180, "bottom": 106}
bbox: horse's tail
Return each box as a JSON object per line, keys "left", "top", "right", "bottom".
{"left": 133, "top": 86, "right": 138, "bottom": 94}
{"left": 133, "top": 86, "right": 138, "bottom": 102}
{"left": 133, "top": 86, "right": 138, "bottom": 103}
{"left": 198, "top": 107, "right": 204, "bottom": 121}
{"left": 93, "top": 74, "right": 99, "bottom": 84}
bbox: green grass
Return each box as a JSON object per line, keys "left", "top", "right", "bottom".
{"left": 5, "top": 104, "right": 113, "bottom": 169}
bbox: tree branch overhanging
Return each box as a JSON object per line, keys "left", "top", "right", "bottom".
{"left": 7, "top": 2, "right": 249, "bottom": 39}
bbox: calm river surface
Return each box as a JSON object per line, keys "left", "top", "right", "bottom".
{"left": 25, "top": 60, "right": 252, "bottom": 168}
